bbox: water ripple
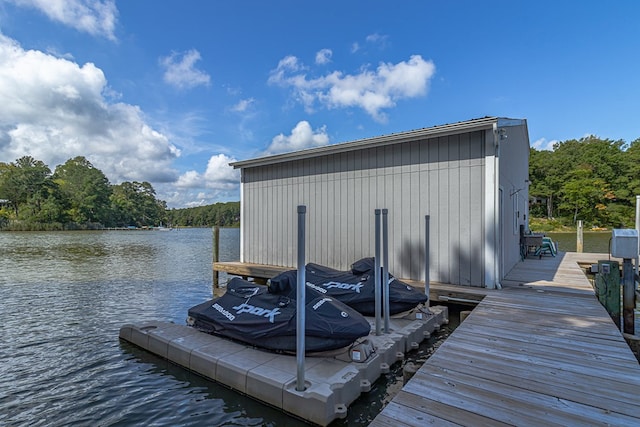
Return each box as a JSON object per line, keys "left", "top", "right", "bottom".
{"left": 0, "top": 228, "right": 451, "bottom": 426}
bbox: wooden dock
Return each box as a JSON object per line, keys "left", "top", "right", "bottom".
{"left": 371, "top": 252, "right": 640, "bottom": 426}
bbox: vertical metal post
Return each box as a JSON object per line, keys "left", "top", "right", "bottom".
{"left": 382, "top": 209, "right": 390, "bottom": 333}
{"left": 576, "top": 220, "right": 584, "bottom": 253}
{"left": 623, "top": 258, "right": 635, "bottom": 335}
{"left": 212, "top": 226, "right": 220, "bottom": 294}
{"left": 374, "top": 209, "right": 382, "bottom": 336}
{"left": 296, "top": 205, "right": 306, "bottom": 391}
{"left": 425, "top": 215, "right": 430, "bottom": 302}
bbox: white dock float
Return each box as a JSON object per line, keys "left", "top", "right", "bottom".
{"left": 119, "top": 306, "right": 448, "bottom": 426}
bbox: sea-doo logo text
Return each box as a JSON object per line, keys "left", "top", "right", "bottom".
{"left": 212, "top": 303, "right": 235, "bottom": 321}
{"left": 323, "top": 281, "right": 363, "bottom": 293}
{"left": 306, "top": 282, "right": 327, "bottom": 294}
{"left": 233, "top": 303, "right": 281, "bottom": 323}
{"left": 312, "top": 297, "right": 332, "bottom": 310}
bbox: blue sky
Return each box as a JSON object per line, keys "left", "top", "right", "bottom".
{"left": 0, "top": 1, "right": 638, "bottom": 208}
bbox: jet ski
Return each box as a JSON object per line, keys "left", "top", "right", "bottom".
{"left": 270, "top": 257, "right": 428, "bottom": 316}
{"left": 187, "top": 276, "right": 371, "bottom": 353}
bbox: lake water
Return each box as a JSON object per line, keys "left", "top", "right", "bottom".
{"left": 0, "top": 228, "right": 455, "bottom": 426}
{"left": 545, "top": 231, "right": 612, "bottom": 254}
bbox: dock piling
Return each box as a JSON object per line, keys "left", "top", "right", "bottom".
{"left": 622, "top": 258, "right": 635, "bottom": 335}
{"left": 382, "top": 209, "right": 390, "bottom": 334}
{"left": 296, "top": 205, "right": 307, "bottom": 391}
{"left": 425, "top": 215, "right": 430, "bottom": 302}
{"left": 577, "top": 220, "right": 584, "bottom": 252}
{"left": 212, "top": 226, "right": 220, "bottom": 293}
{"left": 374, "top": 209, "right": 382, "bottom": 336}
{"left": 595, "top": 260, "right": 621, "bottom": 329}
{"left": 635, "top": 195, "right": 640, "bottom": 278}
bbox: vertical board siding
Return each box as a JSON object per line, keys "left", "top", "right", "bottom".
{"left": 241, "top": 131, "right": 488, "bottom": 285}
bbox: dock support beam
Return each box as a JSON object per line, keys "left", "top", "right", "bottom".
{"left": 374, "top": 209, "right": 382, "bottom": 336}
{"left": 425, "top": 215, "right": 430, "bottom": 302}
{"left": 595, "top": 260, "right": 621, "bottom": 329}
{"left": 635, "top": 195, "right": 640, "bottom": 279}
{"left": 212, "top": 226, "right": 220, "bottom": 293}
{"left": 382, "top": 209, "right": 390, "bottom": 334}
{"left": 296, "top": 205, "right": 307, "bottom": 391}
{"left": 622, "top": 258, "right": 635, "bottom": 335}
{"left": 577, "top": 220, "right": 584, "bottom": 253}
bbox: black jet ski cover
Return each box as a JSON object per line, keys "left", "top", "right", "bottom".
{"left": 283, "top": 257, "right": 427, "bottom": 316}
{"left": 187, "top": 276, "right": 371, "bottom": 353}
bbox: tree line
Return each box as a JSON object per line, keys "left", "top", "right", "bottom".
{"left": 165, "top": 202, "right": 240, "bottom": 228}
{"left": 0, "top": 156, "right": 239, "bottom": 230}
{"left": 3, "top": 135, "right": 639, "bottom": 231}
{"left": 529, "top": 135, "right": 640, "bottom": 229}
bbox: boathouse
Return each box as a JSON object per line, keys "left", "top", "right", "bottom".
{"left": 230, "top": 116, "right": 530, "bottom": 289}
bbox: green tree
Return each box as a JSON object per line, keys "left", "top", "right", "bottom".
{"left": 165, "top": 202, "right": 240, "bottom": 227}
{"left": 529, "top": 148, "right": 556, "bottom": 218}
{"left": 529, "top": 136, "right": 635, "bottom": 228}
{"left": 558, "top": 166, "right": 615, "bottom": 224}
{"left": 110, "top": 181, "right": 165, "bottom": 227}
{"left": 0, "top": 156, "right": 53, "bottom": 218}
{"left": 621, "top": 138, "right": 640, "bottom": 201}
{"left": 53, "top": 156, "right": 113, "bottom": 225}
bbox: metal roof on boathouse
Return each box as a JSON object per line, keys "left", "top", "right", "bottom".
{"left": 231, "top": 116, "right": 530, "bottom": 289}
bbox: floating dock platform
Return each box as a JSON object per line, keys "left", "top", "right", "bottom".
{"left": 119, "top": 306, "right": 448, "bottom": 426}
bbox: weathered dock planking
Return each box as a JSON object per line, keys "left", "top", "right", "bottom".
{"left": 370, "top": 252, "right": 640, "bottom": 426}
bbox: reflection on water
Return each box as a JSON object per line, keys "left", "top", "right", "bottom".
{"left": 0, "top": 228, "right": 453, "bottom": 426}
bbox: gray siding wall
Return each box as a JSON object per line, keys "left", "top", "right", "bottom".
{"left": 241, "top": 130, "right": 487, "bottom": 286}
{"left": 499, "top": 122, "right": 531, "bottom": 277}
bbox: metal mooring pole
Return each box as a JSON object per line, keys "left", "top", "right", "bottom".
{"left": 296, "top": 205, "right": 307, "bottom": 391}
{"left": 425, "top": 215, "right": 430, "bottom": 302}
{"left": 374, "top": 209, "right": 382, "bottom": 336}
{"left": 212, "top": 226, "right": 220, "bottom": 295}
{"left": 382, "top": 209, "right": 390, "bottom": 333}
{"left": 622, "top": 258, "right": 635, "bottom": 335}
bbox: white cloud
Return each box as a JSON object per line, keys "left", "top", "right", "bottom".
{"left": 7, "top": 0, "right": 118, "bottom": 41}
{"left": 160, "top": 49, "right": 211, "bottom": 90}
{"left": 0, "top": 33, "right": 180, "bottom": 185}
{"left": 365, "top": 33, "right": 389, "bottom": 48}
{"left": 532, "top": 137, "right": 558, "bottom": 151}
{"left": 176, "top": 154, "right": 239, "bottom": 190}
{"left": 268, "top": 54, "right": 436, "bottom": 122}
{"left": 230, "top": 98, "right": 255, "bottom": 113}
{"left": 315, "top": 48, "right": 332, "bottom": 65}
{"left": 171, "top": 154, "right": 240, "bottom": 206}
{"left": 267, "top": 55, "right": 305, "bottom": 86}
{"left": 264, "top": 121, "right": 329, "bottom": 155}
